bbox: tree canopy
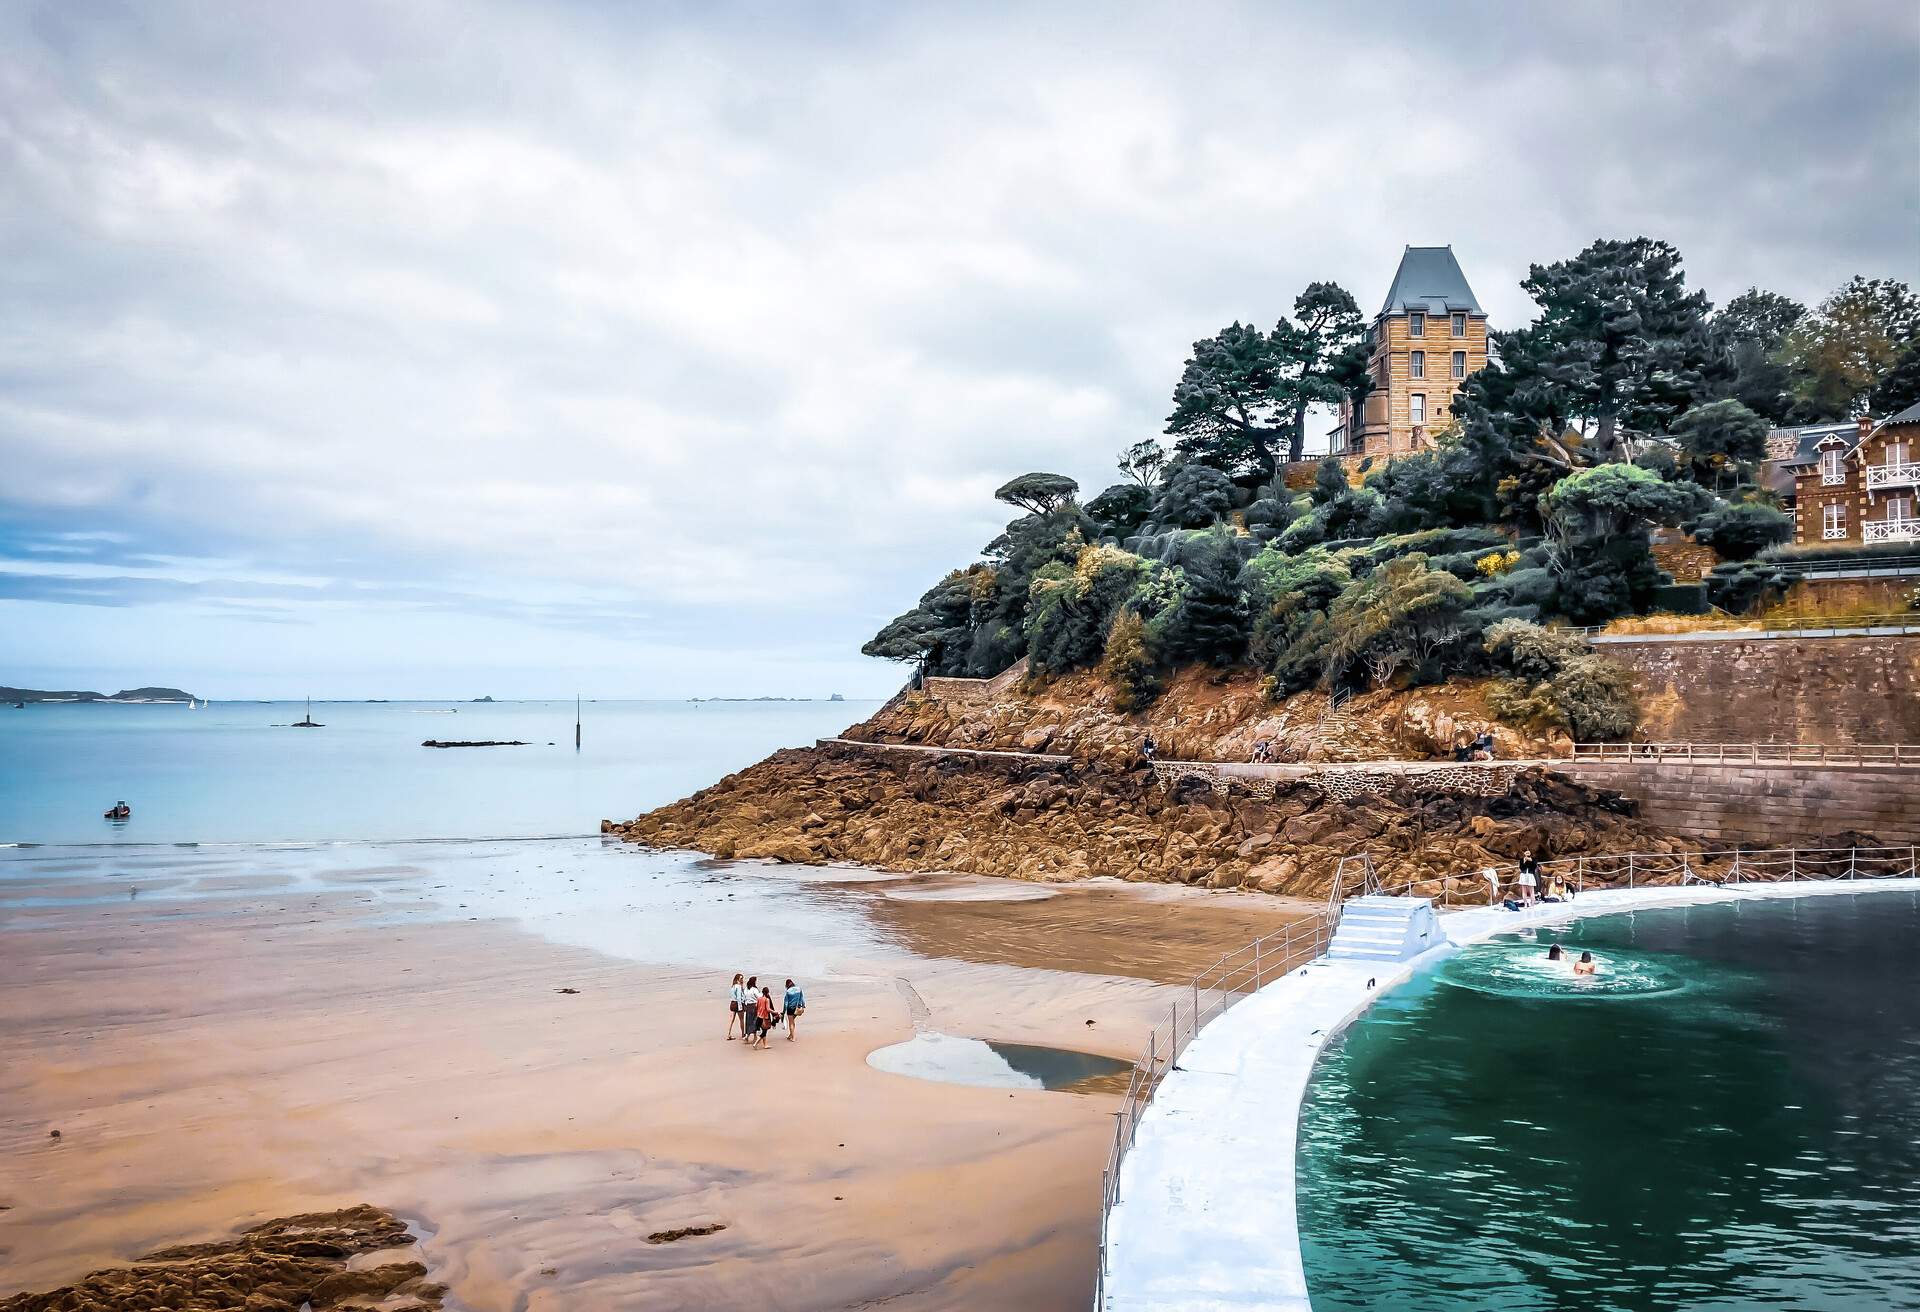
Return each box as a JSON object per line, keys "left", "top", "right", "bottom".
{"left": 994, "top": 472, "right": 1080, "bottom": 516}
{"left": 1511, "top": 237, "right": 1711, "bottom": 460}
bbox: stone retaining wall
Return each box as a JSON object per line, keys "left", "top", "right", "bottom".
{"left": 1153, "top": 759, "right": 1529, "bottom": 801}
{"left": 1598, "top": 631, "right": 1920, "bottom": 745}
{"left": 1558, "top": 761, "right": 1920, "bottom": 846}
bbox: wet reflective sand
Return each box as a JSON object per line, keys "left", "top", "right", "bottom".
{"left": 0, "top": 839, "right": 1309, "bottom": 1310}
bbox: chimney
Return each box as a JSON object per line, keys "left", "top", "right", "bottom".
{"left": 1858, "top": 414, "right": 1876, "bottom": 442}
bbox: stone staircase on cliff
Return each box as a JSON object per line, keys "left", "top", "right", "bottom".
{"left": 1327, "top": 895, "right": 1441, "bottom": 963}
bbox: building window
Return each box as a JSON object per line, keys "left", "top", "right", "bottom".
{"left": 1889, "top": 441, "right": 1910, "bottom": 467}
{"left": 1452, "top": 312, "right": 1466, "bottom": 337}
{"left": 1452, "top": 350, "right": 1466, "bottom": 380}
{"left": 1410, "top": 350, "right": 1425, "bottom": 379}
{"left": 1410, "top": 393, "right": 1426, "bottom": 427}
{"left": 1408, "top": 311, "right": 1425, "bottom": 337}
{"left": 1892, "top": 494, "right": 1915, "bottom": 524}
{"left": 1820, "top": 448, "right": 1845, "bottom": 485}
{"left": 1823, "top": 502, "right": 1846, "bottom": 539}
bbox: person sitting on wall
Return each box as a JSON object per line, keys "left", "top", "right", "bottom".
{"left": 1140, "top": 734, "right": 1158, "bottom": 763}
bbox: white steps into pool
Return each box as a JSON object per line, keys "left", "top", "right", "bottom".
{"left": 1327, "top": 895, "right": 1440, "bottom": 963}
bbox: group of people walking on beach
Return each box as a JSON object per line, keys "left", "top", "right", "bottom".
{"left": 727, "top": 973, "right": 805, "bottom": 1049}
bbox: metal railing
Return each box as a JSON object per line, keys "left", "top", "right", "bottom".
{"left": 1764, "top": 552, "right": 1920, "bottom": 577}
{"left": 1572, "top": 611, "right": 1920, "bottom": 639}
{"left": 1565, "top": 741, "right": 1920, "bottom": 767}
{"left": 1864, "top": 519, "right": 1920, "bottom": 545}
{"left": 1864, "top": 460, "right": 1920, "bottom": 491}
{"left": 1092, "top": 856, "right": 1373, "bottom": 1306}
{"left": 1326, "top": 844, "right": 1920, "bottom": 910}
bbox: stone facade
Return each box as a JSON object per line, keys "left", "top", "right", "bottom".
{"left": 1557, "top": 761, "right": 1920, "bottom": 846}
{"left": 1333, "top": 246, "right": 1490, "bottom": 460}
{"left": 1596, "top": 631, "right": 1920, "bottom": 745}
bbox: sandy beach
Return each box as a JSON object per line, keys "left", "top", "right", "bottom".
{"left": 0, "top": 839, "right": 1308, "bottom": 1309}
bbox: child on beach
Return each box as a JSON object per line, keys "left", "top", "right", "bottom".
{"left": 783, "top": 979, "right": 805, "bottom": 1040}
{"left": 727, "top": 972, "right": 747, "bottom": 1041}
{"left": 753, "top": 986, "right": 775, "bottom": 1050}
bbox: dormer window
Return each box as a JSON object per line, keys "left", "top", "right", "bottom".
{"left": 1410, "top": 350, "right": 1425, "bottom": 379}
{"left": 1408, "top": 311, "right": 1425, "bottom": 337}
{"left": 1452, "top": 312, "right": 1467, "bottom": 337}
{"left": 1820, "top": 448, "right": 1845, "bottom": 485}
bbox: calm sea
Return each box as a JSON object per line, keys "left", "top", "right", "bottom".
{"left": 0, "top": 699, "right": 878, "bottom": 845}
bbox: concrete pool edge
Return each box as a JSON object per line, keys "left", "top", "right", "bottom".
{"left": 1099, "top": 876, "right": 1920, "bottom": 1312}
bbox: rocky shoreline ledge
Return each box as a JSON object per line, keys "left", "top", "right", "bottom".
{"left": 607, "top": 742, "right": 1704, "bottom": 896}
{"left": 0, "top": 1205, "right": 442, "bottom": 1312}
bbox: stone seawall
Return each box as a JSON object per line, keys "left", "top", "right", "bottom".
{"left": 1558, "top": 761, "right": 1920, "bottom": 846}
{"left": 1597, "top": 631, "right": 1920, "bottom": 745}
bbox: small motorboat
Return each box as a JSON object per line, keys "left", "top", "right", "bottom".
{"left": 104, "top": 801, "right": 131, "bottom": 820}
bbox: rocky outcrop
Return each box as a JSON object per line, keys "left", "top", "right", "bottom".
{"left": 2, "top": 1205, "right": 444, "bottom": 1312}
{"left": 608, "top": 744, "right": 1704, "bottom": 897}
{"left": 846, "top": 667, "right": 1562, "bottom": 766}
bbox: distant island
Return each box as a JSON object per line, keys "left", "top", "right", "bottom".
{"left": 3, "top": 685, "right": 197, "bottom": 704}
{"left": 472, "top": 696, "right": 495, "bottom": 702}
{"left": 688, "top": 696, "right": 841, "bottom": 703}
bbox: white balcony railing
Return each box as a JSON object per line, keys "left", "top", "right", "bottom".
{"left": 1863, "top": 518, "right": 1920, "bottom": 544}
{"left": 1821, "top": 466, "right": 1846, "bottom": 486}
{"left": 1865, "top": 460, "right": 1920, "bottom": 490}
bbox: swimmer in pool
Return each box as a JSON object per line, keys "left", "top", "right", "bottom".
{"left": 1573, "top": 950, "right": 1598, "bottom": 976}
{"left": 1546, "top": 944, "right": 1565, "bottom": 962}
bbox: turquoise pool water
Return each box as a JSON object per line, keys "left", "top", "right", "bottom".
{"left": 1298, "top": 893, "right": 1920, "bottom": 1311}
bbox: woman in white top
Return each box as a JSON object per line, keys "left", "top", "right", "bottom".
{"left": 727, "top": 972, "right": 747, "bottom": 1041}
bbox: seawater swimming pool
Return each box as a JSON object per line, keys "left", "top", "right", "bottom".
{"left": 1297, "top": 890, "right": 1920, "bottom": 1311}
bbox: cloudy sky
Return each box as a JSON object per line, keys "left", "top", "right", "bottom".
{"left": 2, "top": 1, "right": 1915, "bottom": 699}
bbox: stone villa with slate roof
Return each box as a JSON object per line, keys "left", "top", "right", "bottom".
{"left": 1766, "top": 403, "right": 1920, "bottom": 547}
{"left": 1332, "top": 245, "right": 1490, "bottom": 458}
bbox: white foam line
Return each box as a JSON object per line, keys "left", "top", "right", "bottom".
{"left": 1100, "top": 877, "right": 1920, "bottom": 1312}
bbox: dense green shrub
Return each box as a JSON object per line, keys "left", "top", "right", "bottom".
{"left": 1099, "top": 610, "right": 1161, "bottom": 711}
{"left": 1652, "top": 582, "right": 1710, "bottom": 614}
{"left": 1692, "top": 501, "right": 1791, "bottom": 561}
{"left": 1151, "top": 528, "right": 1249, "bottom": 666}
{"left": 1150, "top": 461, "right": 1237, "bottom": 529}
{"left": 1319, "top": 555, "right": 1475, "bottom": 691}
{"left": 1023, "top": 545, "right": 1147, "bottom": 676}
{"left": 1482, "top": 620, "right": 1639, "bottom": 740}
{"left": 1085, "top": 483, "right": 1152, "bottom": 537}
{"left": 1704, "top": 559, "right": 1791, "bottom": 614}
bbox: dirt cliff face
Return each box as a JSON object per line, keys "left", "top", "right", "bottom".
{"left": 846, "top": 667, "right": 1562, "bottom": 765}
{"left": 608, "top": 745, "right": 1697, "bottom": 898}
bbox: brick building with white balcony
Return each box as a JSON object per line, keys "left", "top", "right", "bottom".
{"left": 1767, "top": 403, "right": 1920, "bottom": 547}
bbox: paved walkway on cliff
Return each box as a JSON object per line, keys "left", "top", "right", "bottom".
{"left": 818, "top": 736, "right": 1553, "bottom": 778}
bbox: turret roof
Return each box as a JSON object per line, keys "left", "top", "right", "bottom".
{"left": 1379, "top": 246, "right": 1484, "bottom": 318}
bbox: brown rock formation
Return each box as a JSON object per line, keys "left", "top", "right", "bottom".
{"left": 1, "top": 1205, "right": 444, "bottom": 1312}
{"left": 845, "top": 667, "right": 1554, "bottom": 765}
{"left": 609, "top": 744, "right": 1705, "bottom": 898}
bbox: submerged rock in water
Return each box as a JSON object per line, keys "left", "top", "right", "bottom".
{"left": 0, "top": 1203, "right": 445, "bottom": 1312}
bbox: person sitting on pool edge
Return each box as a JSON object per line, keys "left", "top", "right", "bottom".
{"left": 1573, "top": 950, "right": 1598, "bottom": 976}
